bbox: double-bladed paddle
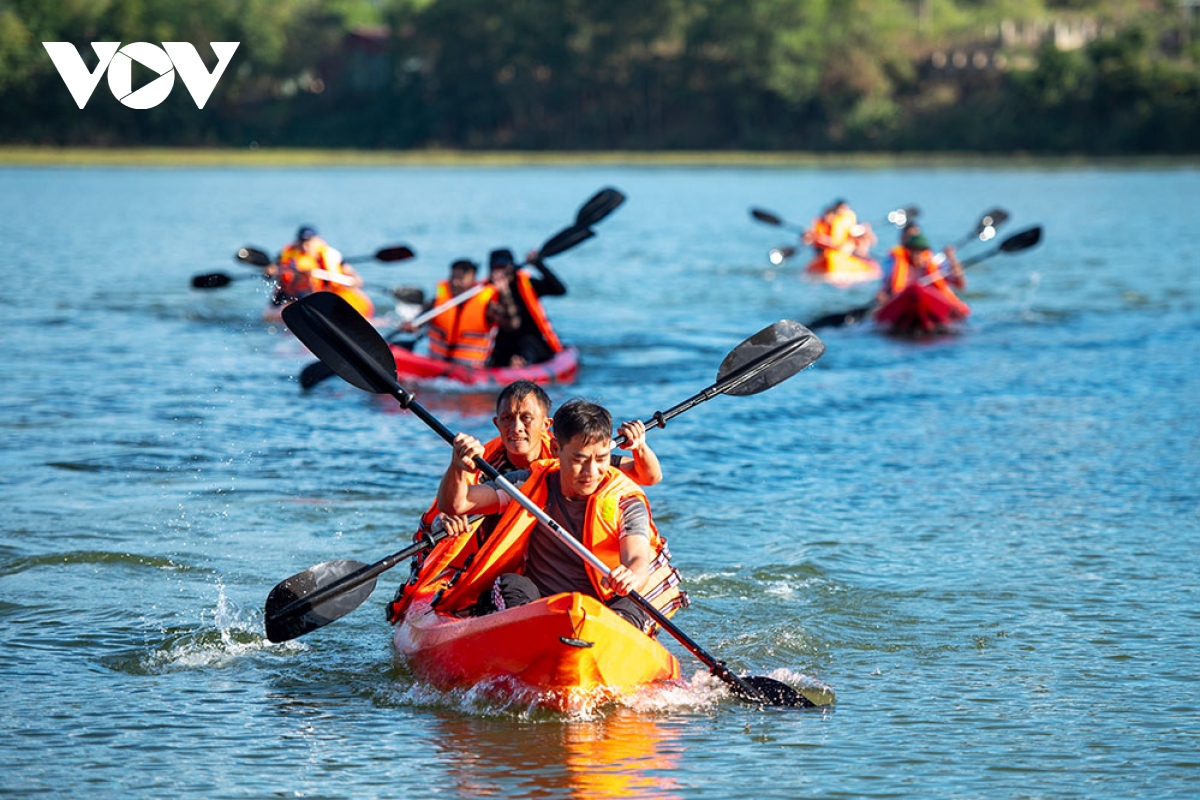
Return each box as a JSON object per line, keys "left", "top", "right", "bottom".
{"left": 190, "top": 243, "right": 417, "bottom": 290}
{"left": 275, "top": 292, "right": 829, "bottom": 708}
{"left": 277, "top": 316, "right": 826, "bottom": 637}
{"left": 806, "top": 225, "right": 1044, "bottom": 330}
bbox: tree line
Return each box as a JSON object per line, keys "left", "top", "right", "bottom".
{"left": 2, "top": 0, "right": 1197, "bottom": 154}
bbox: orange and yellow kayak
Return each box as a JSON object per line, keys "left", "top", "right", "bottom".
{"left": 804, "top": 249, "right": 882, "bottom": 288}
{"left": 264, "top": 285, "right": 375, "bottom": 324}
{"left": 394, "top": 591, "right": 681, "bottom": 709}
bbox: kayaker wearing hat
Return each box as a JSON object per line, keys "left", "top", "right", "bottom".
{"left": 876, "top": 222, "right": 968, "bottom": 313}
{"left": 432, "top": 399, "right": 684, "bottom": 631}
{"left": 386, "top": 382, "right": 663, "bottom": 623}
{"left": 486, "top": 247, "right": 566, "bottom": 368}
{"left": 272, "top": 225, "right": 373, "bottom": 318}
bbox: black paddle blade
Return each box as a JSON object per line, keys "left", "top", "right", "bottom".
{"left": 807, "top": 302, "right": 874, "bottom": 330}
{"left": 282, "top": 292, "right": 400, "bottom": 395}
{"left": 538, "top": 224, "right": 595, "bottom": 259}
{"left": 375, "top": 245, "right": 417, "bottom": 262}
{"left": 575, "top": 187, "right": 626, "bottom": 227}
{"left": 736, "top": 676, "right": 833, "bottom": 709}
{"left": 392, "top": 285, "right": 426, "bottom": 305}
{"left": 751, "top": 208, "right": 784, "bottom": 227}
{"left": 982, "top": 208, "right": 1010, "bottom": 228}
{"left": 1001, "top": 225, "right": 1042, "bottom": 252}
{"left": 237, "top": 246, "right": 272, "bottom": 267}
{"left": 264, "top": 559, "right": 376, "bottom": 643}
{"left": 716, "top": 320, "right": 825, "bottom": 397}
{"left": 298, "top": 361, "right": 336, "bottom": 390}
{"left": 192, "top": 273, "right": 234, "bottom": 289}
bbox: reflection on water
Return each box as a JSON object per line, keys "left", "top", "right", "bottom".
{"left": 431, "top": 708, "right": 683, "bottom": 800}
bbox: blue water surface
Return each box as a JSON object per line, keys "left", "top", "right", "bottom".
{"left": 1, "top": 163, "right": 1198, "bottom": 799}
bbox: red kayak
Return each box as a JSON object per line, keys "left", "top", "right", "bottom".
{"left": 390, "top": 345, "right": 580, "bottom": 388}
{"left": 874, "top": 283, "right": 970, "bottom": 335}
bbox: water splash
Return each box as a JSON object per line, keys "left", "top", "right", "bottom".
{"left": 101, "top": 580, "right": 303, "bottom": 675}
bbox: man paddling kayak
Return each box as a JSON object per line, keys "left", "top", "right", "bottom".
{"left": 270, "top": 225, "right": 374, "bottom": 318}
{"left": 486, "top": 248, "right": 567, "bottom": 368}
{"left": 386, "top": 381, "right": 662, "bottom": 622}
{"left": 877, "top": 225, "right": 969, "bottom": 312}
{"left": 434, "top": 399, "right": 682, "bottom": 631}
{"left": 403, "top": 258, "right": 502, "bottom": 368}
{"left": 870, "top": 224, "right": 971, "bottom": 335}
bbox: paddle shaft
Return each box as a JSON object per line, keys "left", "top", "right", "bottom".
{"left": 266, "top": 532, "right": 445, "bottom": 624}
{"left": 407, "top": 283, "right": 487, "bottom": 329}
{"left": 612, "top": 334, "right": 815, "bottom": 448}
{"left": 482, "top": 468, "right": 764, "bottom": 699}
{"left": 405, "top": 262, "right": 551, "bottom": 330}
{"left": 918, "top": 226, "right": 1040, "bottom": 285}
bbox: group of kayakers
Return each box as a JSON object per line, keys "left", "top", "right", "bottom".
{"left": 800, "top": 199, "right": 970, "bottom": 323}
{"left": 263, "top": 226, "right": 567, "bottom": 371}
{"left": 388, "top": 380, "right": 685, "bottom": 633}
{"left": 405, "top": 248, "right": 566, "bottom": 370}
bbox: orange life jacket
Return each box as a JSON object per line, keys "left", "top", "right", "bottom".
{"left": 513, "top": 271, "right": 563, "bottom": 354}
{"left": 427, "top": 280, "right": 498, "bottom": 367}
{"left": 829, "top": 208, "right": 857, "bottom": 249}
{"left": 433, "top": 461, "right": 686, "bottom": 622}
{"left": 888, "top": 246, "right": 970, "bottom": 315}
{"left": 277, "top": 240, "right": 374, "bottom": 318}
{"left": 809, "top": 217, "right": 833, "bottom": 250}
{"left": 278, "top": 240, "right": 340, "bottom": 295}
{"left": 387, "top": 432, "right": 556, "bottom": 622}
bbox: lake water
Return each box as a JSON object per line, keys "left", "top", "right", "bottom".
{"left": 2, "top": 162, "right": 1198, "bottom": 799}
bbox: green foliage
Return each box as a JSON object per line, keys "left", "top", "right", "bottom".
{"left": 0, "top": 0, "right": 1196, "bottom": 152}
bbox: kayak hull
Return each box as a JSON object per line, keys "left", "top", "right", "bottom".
{"left": 874, "top": 283, "right": 969, "bottom": 335}
{"left": 264, "top": 286, "right": 375, "bottom": 323}
{"left": 804, "top": 250, "right": 882, "bottom": 288}
{"left": 390, "top": 345, "right": 580, "bottom": 388}
{"left": 395, "top": 592, "right": 681, "bottom": 708}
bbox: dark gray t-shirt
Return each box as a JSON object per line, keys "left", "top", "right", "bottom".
{"left": 495, "top": 470, "right": 650, "bottom": 598}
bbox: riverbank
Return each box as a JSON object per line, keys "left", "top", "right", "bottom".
{"left": 1, "top": 145, "right": 1194, "bottom": 169}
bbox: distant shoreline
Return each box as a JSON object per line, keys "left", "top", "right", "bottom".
{"left": 0, "top": 146, "right": 1193, "bottom": 169}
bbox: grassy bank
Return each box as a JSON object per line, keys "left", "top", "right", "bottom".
{"left": 0, "top": 145, "right": 1191, "bottom": 169}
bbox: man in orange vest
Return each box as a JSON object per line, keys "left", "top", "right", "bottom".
{"left": 410, "top": 258, "right": 502, "bottom": 368}
{"left": 435, "top": 399, "right": 676, "bottom": 630}
{"left": 387, "top": 383, "right": 664, "bottom": 622}
{"left": 877, "top": 225, "right": 969, "bottom": 313}
{"left": 272, "top": 225, "right": 374, "bottom": 318}
{"left": 486, "top": 248, "right": 566, "bottom": 368}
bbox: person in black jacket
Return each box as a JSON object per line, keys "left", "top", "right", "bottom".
{"left": 486, "top": 248, "right": 567, "bottom": 367}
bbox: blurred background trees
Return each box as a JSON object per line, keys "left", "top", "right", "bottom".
{"left": 1, "top": 0, "right": 1196, "bottom": 153}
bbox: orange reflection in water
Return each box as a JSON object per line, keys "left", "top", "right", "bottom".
{"left": 432, "top": 707, "right": 684, "bottom": 800}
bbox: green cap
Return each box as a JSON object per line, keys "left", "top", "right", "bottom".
{"left": 905, "top": 234, "right": 931, "bottom": 251}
